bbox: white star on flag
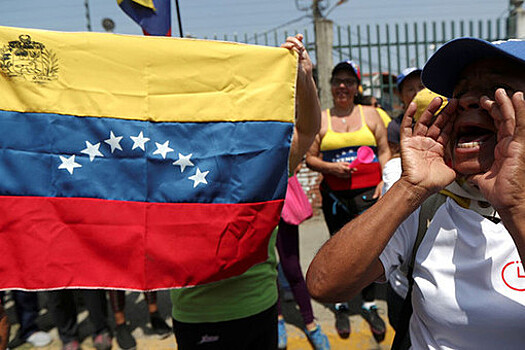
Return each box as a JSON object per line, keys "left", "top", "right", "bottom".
{"left": 58, "top": 155, "right": 82, "bottom": 175}
{"left": 80, "top": 141, "right": 104, "bottom": 162}
{"left": 172, "top": 153, "right": 194, "bottom": 172}
{"left": 153, "top": 141, "right": 174, "bottom": 159}
{"left": 130, "top": 131, "right": 150, "bottom": 151}
{"left": 188, "top": 168, "right": 209, "bottom": 188}
{"left": 104, "top": 131, "right": 123, "bottom": 153}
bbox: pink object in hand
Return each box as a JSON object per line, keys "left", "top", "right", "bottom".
{"left": 348, "top": 146, "right": 375, "bottom": 168}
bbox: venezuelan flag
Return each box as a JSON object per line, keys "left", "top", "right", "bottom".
{"left": 117, "top": 0, "right": 171, "bottom": 36}
{"left": 0, "top": 26, "right": 297, "bottom": 291}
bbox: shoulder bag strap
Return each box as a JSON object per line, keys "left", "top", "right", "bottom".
{"left": 391, "top": 193, "right": 447, "bottom": 350}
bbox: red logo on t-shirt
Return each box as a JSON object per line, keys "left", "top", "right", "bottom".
{"left": 501, "top": 261, "right": 525, "bottom": 291}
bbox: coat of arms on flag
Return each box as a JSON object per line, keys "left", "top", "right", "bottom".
{"left": 0, "top": 26, "right": 297, "bottom": 291}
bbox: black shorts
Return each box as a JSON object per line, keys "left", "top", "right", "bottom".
{"left": 172, "top": 303, "right": 278, "bottom": 350}
{"left": 320, "top": 184, "right": 378, "bottom": 235}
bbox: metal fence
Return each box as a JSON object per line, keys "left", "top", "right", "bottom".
{"left": 201, "top": 29, "right": 311, "bottom": 47}
{"left": 332, "top": 18, "right": 509, "bottom": 111}
{"left": 208, "top": 17, "right": 508, "bottom": 113}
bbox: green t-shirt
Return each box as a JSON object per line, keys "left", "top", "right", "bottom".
{"left": 170, "top": 229, "right": 278, "bottom": 323}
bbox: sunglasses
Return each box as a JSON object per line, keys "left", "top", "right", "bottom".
{"left": 331, "top": 78, "right": 358, "bottom": 86}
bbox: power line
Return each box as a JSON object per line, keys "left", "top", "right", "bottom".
{"left": 325, "top": 0, "right": 349, "bottom": 17}
{"left": 244, "top": 14, "right": 311, "bottom": 42}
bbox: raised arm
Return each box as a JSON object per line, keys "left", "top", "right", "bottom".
{"left": 306, "top": 98, "right": 457, "bottom": 302}
{"left": 281, "top": 34, "right": 321, "bottom": 172}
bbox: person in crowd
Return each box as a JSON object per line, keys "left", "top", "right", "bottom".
{"left": 360, "top": 95, "right": 380, "bottom": 108}
{"left": 306, "top": 37, "right": 525, "bottom": 349}
{"left": 305, "top": 60, "right": 390, "bottom": 341}
{"left": 108, "top": 290, "right": 171, "bottom": 350}
{"left": 47, "top": 290, "right": 112, "bottom": 350}
{"left": 360, "top": 95, "right": 391, "bottom": 126}
{"left": 170, "top": 33, "right": 321, "bottom": 350}
{"left": 277, "top": 166, "right": 330, "bottom": 350}
{"left": 0, "top": 301, "right": 9, "bottom": 350}
{"left": 396, "top": 68, "right": 424, "bottom": 113}
{"left": 0, "top": 291, "right": 51, "bottom": 349}
{"left": 384, "top": 67, "right": 424, "bottom": 162}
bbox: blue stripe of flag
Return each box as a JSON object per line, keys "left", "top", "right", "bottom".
{"left": 0, "top": 111, "right": 292, "bottom": 203}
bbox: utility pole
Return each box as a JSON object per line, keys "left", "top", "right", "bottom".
{"left": 509, "top": 0, "right": 525, "bottom": 38}
{"left": 84, "top": 0, "right": 92, "bottom": 31}
{"left": 313, "top": 0, "right": 333, "bottom": 110}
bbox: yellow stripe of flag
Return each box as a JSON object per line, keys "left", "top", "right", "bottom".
{"left": 0, "top": 26, "right": 297, "bottom": 123}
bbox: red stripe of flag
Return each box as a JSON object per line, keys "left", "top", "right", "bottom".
{"left": 0, "top": 196, "right": 283, "bottom": 290}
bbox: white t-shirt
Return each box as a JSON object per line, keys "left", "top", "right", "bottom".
{"left": 379, "top": 198, "right": 525, "bottom": 349}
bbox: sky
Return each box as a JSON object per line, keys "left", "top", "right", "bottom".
{"left": 0, "top": 0, "right": 512, "bottom": 40}
{"left": 0, "top": 0, "right": 516, "bottom": 82}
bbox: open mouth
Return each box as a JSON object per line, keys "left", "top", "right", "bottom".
{"left": 455, "top": 125, "right": 495, "bottom": 149}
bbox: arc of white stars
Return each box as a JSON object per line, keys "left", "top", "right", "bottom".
{"left": 69, "top": 131, "right": 210, "bottom": 190}
{"left": 58, "top": 155, "right": 82, "bottom": 175}
{"left": 188, "top": 168, "right": 209, "bottom": 188}
{"left": 80, "top": 141, "right": 104, "bottom": 162}
{"left": 153, "top": 140, "right": 174, "bottom": 159}
{"left": 172, "top": 153, "right": 194, "bottom": 173}
{"left": 104, "top": 130, "right": 123, "bottom": 153}
{"left": 130, "top": 131, "right": 150, "bottom": 151}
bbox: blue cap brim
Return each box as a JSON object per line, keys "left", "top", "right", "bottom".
{"left": 422, "top": 37, "right": 525, "bottom": 98}
{"left": 396, "top": 69, "right": 422, "bottom": 91}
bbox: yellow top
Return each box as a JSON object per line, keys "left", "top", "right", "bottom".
{"left": 320, "top": 105, "right": 377, "bottom": 151}
{"left": 376, "top": 107, "right": 391, "bottom": 127}
{"left": 0, "top": 26, "right": 297, "bottom": 123}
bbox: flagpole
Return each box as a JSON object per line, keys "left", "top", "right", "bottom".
{"left": 174, "top": 0, "right": 184, "bottom": 37}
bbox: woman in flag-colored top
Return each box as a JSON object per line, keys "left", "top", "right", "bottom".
{"left": 305, "top": 60, "right": 390, "bottom": 342}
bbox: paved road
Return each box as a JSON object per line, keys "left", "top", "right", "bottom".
{"left": 282, "top": 216, "right": 394, "bottom": 350}
{"left": 5, "top": 215, "right": 394, "bottom": 349}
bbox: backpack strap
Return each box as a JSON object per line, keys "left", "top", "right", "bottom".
{"left": 391, "top": 192, "right": 447, "bottom": 350}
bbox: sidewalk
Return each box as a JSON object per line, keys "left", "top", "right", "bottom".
{"left": 5, "top": 215, "right": 393, "bottom": 349}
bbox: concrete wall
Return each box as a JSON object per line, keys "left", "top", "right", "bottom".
{"left": 517, "top": 8, "right": 525, "bottom": 38}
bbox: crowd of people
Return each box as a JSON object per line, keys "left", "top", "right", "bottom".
{"left": 2, "top": 33, "right": 525, "bottom": 350}
{"left": 0, "top": 289, "right": 172, "bottom": 350}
